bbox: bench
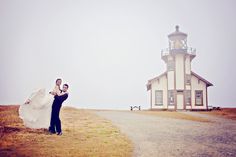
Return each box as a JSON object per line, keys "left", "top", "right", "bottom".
{"left": 130, "top": 106, "right": 141, "bottom": 111}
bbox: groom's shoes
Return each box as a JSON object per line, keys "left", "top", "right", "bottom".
{"left": 49, "top": 131, "right": 56, "bottom": 135}
{"left": 49, "top": 132, "right": 56, "bottom": 135}
{"left": 49, "top": 127, "right": 56, "bottom": 135}
{"left": 49, "top": 130, "right": 56, "bottom": 135}
{"left": 57, "top": 132, "right": 62, "bottom": 136}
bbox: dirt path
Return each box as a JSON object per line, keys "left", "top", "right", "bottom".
{"left": 95, "top": 111, "right": 236, "bottom": 157}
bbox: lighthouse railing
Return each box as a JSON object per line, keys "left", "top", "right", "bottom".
{"left": 161, "top": 47, "right": 196, "bottom": 57}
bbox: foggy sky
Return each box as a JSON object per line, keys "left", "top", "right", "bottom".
{"left": 1, "top": 0, "right": 236, "bottom": 109}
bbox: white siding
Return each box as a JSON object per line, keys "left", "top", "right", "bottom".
{"left": 186, "top": 85, "right": 191, "bottom": 90}
{"left": 185, "top": 56, "right": 191, "bottom": 74}
{"left": 167, "top": 71, "right": 174, "bottom": 90}
{"left": 175, "top": 54, "right": 184, "bottom": 90}
{"left": 191, "top": 75, "right": 207, "bottom": 110}
{"left": 186, "top": 106, "right": 192, "bottom": 109}
{"left": 168, "top": 106, "right": 175, "bottom": 109}
{"left": 151, "top": 75, "right": 168, "bottom": 109}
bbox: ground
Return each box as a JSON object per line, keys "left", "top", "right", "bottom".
{"left": 1, "top": 105, "right": 236, "bottom": 157}
{"left": 199, "top": 108, "right": 236, "bottom": 120}
{"left": 0, "top": 105, "right": 132, "bottom": 157}
{"left": 96, "top": 109, "right": 236, "bottom": 157}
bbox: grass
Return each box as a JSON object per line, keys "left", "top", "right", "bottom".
{"left": 134, "top": 110, "right": 211, "bottom": 122}
{"left": 199, "top": 108, "right": 236, "bottom": 120}
{"left": 0, "top": 105, "right": 133, "bottom": 157}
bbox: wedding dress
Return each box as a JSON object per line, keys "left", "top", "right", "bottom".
{"left": 19, "top": 88, "right": 54, "bottom": 129}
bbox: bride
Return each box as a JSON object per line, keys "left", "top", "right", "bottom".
{"left": 19, "top": 79, "right": 62, "bottom": 129}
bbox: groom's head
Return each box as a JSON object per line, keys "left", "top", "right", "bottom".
{"left": 62, "top": 84, "right": 69, "bottom": 92}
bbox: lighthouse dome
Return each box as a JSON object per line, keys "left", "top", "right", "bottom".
{"left": 168, "top": 25, "right": 187, "bottom": 39}
{"left": 168, "top": 25, "right": 188, "bottom": 50}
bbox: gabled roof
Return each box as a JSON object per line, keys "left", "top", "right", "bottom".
{"left": 146, "top": 71, "right": 213, "bottom": 91}
{"left": 191, "top": 71, "right": 213, "bottom": 87}
{"left": 146, "top": 72, "right": 167, "bottom": 90}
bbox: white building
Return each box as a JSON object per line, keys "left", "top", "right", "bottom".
{"left": 146, "top": 26, "right": 213, "bottom": 110}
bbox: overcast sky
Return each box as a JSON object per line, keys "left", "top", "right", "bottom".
{"left": 1, "top": 0, "right": 236, "bottom": 109}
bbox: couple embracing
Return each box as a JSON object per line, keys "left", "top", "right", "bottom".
{"left": 19, "top": 78, "right": 69, "bottom": 135}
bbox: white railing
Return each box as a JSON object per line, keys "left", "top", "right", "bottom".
{"left": 161, "top": 47, "right": 196, "bottom": 57}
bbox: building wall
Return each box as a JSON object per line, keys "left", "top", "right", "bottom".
{"left": 191, "top": 75, "right": 207, "bottom": 109}
{"left": 151, "top": 75, "right": 168, "bottom": 109}
{"left": 175, "top": 54, "right": 184, "bottom": 90}
{"left": 167, "top": 55, "right": 174, "bottom": 90}
{"left": 167, "top": 71, "right": 174, "bottom": 90}
{"left": 185, "top": 56, "right": 191, "bottom": 74}
{"left": 149, "top": 73, "right": 208, "bottom": 110}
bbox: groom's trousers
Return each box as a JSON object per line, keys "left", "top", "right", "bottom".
{"left": 49, "top": 103, "right": 62, "bottom": 133}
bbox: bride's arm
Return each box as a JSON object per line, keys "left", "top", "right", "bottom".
{"left": 50, "top": 85, "right": 60, "bottom": 95}
{"left": 55, "top": 89, "right": 62, "bottom": 95}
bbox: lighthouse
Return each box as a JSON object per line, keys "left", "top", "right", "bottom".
{"left": 147, "top": 26, "right": 213, "bottom": 110}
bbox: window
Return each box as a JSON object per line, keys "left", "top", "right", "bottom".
{"left": 186, "top": 74, "right": 191, "bottom": 85}
{"left": 185, "top": 90, "right": 191, "bottom": 106}
{"left": 155, "top": 90, "right": 163, "bottom": 106}
{"left": 195, "top": 90, "right": 203, "bottom": 106}
{"left": 168, "top": 90, "right": 175, "bottom": 105}
{"left": 174, "top": 40, "right": 183, "bottom": 49}
{"left": 167, "top": 60, "right": 175, "bottom": 71}
{"left": 170, "top": 39, "right": 187, "bottom": 49}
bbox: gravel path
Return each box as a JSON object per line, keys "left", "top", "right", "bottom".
{"left": 95, "top": 111, "right": 236, "bottom": 157}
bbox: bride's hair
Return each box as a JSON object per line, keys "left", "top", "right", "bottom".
{"left": 56, "top": 78, "right": 62, "bottom": 84}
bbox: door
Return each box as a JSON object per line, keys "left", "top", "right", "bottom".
{"left": 177, "top": 93, "right": 184, "bottom": 109}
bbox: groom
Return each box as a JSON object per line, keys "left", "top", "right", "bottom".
{"left": 49, "top": 84, "right": 69, "bottom": 135}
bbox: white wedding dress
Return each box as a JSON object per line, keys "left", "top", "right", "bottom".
{"left": 19, "top": 88, "right": 54, "bottom": 129}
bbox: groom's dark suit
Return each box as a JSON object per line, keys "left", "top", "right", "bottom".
{"left": 49, "top": 93, "right": 68, "bottom": 133}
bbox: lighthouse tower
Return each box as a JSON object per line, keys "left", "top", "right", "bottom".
{"left": 161, "top": 25, "right": 196, "bottom": 110}
{"left": 147, "top": 26, "right": 212, "bottom": 110}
